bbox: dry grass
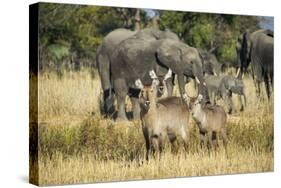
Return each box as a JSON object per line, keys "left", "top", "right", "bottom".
{"left": 33, "top": 70, "right": 274, "bottom": 186}
{"left": 38, "top": 69, "right": 102, "bottom": 122}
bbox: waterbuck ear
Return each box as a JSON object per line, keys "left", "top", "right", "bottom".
{"left": 149, "top": 70, "right": 158, "bottom": 79}
{"left": 135, "top": 79, "right": 144, "bottom": 89}
{"left": 164, "top": 69, "right": 172, "bottom": 81}
{"left": 152, "top": 79, "right": 160, "bottom": 87}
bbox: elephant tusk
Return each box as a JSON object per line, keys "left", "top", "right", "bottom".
{"left": 195, "top": 76, "right": 201, "bottom": 84}
{"left": 236, "top": 68, "right": 241, "bottom": 78}
{"left": 214, "top": 72, "right": 217, "bottom": 76}
{"left": 164, "top": 69, "right": 172, "bottom": 80}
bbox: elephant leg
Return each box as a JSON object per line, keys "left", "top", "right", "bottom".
{"left": 128, "top": 87, "right": 141, "bottom": 120}
{"left": 209, "top": 91, "right": 216, "bottom": 105}
{"left": 177, "top": 73, "right": 187, "bottom": 100}
{"left": 113, "top": 78, "right": 128, "bottom": 121}
{"left": 223, "top": 91, "right": 235, "bottom": 114}
{"left": 238, "top": 95, "right": 244, "bottom": 111}
{"left": 270, "top": 72, "right": 274, "bottom": 91}
{"left": 130, "top": 97, "right": 141, "bottom": 120}
{"left": 103, "top": 88, "right": 115, "bottom": 117}
{"left": 97, "top": 53, "right": 114, "bottom": 116}
{"left": 165, "top": 78, "right": 174, "bottom": 96}
{"left": 193, "top": 79, "right": 197, "bottom": 90}
{"left": 264, "top": 74, "right": 271, "bottom": 99}
{"left": 252, "top": 64, "right": 263, "bottom": 99}
{"left": 242, "top": 89, "right": 247, "bottom": 108}
{"left": 255, "top": 80, "right": 261, "bottom": 99}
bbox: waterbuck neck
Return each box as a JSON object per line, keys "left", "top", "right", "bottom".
{"left": 193, "top": 104, "right": 206, "bottom": 123}
{"left": 148, "top": 97, "right": 158, "bottom": 112}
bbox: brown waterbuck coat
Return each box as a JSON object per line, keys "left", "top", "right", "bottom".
{"left": 189, "top": 94, "right": 227, "bottom": 149}
{"left": 136, "top": 76, "right": 190, "bottom": 160}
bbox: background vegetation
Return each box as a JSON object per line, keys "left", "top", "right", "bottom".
{"left": 38, "top": 3, "right": 265, "bottom": 76}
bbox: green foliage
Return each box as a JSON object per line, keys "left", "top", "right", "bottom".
{"left": 38, "top": 3, "right": 145, "bottom": 72}
{"left": 38, "top": 3, "right": 261, "bottom": 72}
{"left": 160, "top": 11, "right": 260, "bottom": 62}
{"left": 191, "top": 19, "right": 215, "bottom": 49}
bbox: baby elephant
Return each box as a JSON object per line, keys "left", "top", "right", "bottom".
{"left": 189, "top": 94, "right": 227, "bottom": 149}
{"left": 135, "top": 72, "right": 190, "bottom": 160}
{"left": 205, "top": 75, "right": 247, "bottom": 114}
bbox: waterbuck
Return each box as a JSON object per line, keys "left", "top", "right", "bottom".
{"left": 135, "top": 70, "right": 190, "bottom": 160}
{"left": 189, "top": 94, "right": 227, "bottom": 149}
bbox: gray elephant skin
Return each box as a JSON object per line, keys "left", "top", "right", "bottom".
{"left": 236, "top": 29, "right": 273, "bottom": 99}
{"left": 205, "top": 75, "right": 246, "bottom": 114}
{"left": 96, "top": 28, "right": 137, "bottom": 116}
{"left": 199, "top": 49, "right": 221, "bottom": 76}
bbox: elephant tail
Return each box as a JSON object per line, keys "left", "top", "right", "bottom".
{"left": 96, "top": 44, "right": 115, "bottom": 116}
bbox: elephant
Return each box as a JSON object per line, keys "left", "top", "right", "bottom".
{"left": 236, "top": 29, "right": 274, "bottom": 99}
{"left": 155, "top": 39, "right": 208, "bottom": 101}
{"left": 199, "top": 49, "right": 221, "bottom": 76}
{"left": 205, "top": 74, "right": 246, "bottom": 114}
{"left": 110, "top": 28, "right": 180, "bottom": 121}
{"left": 96, "top": 28, "right": 137, "bottom": 116}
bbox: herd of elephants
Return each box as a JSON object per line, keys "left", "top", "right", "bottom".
{"left": 95, "top": 27, "right": 273, "bottom": 156}
{"left": 96, "top": 27, "right": 273, "bottom": 122}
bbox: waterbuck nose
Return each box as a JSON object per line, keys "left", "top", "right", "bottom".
{"left": 159, "top": 86, "right": 164, "bottom": 93}
{"left": 145, "top": 101, "right": 150, "bottom": 106}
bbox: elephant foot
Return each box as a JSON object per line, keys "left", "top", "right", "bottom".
{"left": 227, "top": 109, "right": 232, "bottom": 114}
{"left": 133, "top": 113, "right": 140, "bottom": 121}
{"left": 228, "top": 109, "right": 237, "bottom": 115}
{"left": 115, "top": 116, "right": 128, "bottom": 122}
{"left": 240, "top": 106, "right": 244, "bottom": 112}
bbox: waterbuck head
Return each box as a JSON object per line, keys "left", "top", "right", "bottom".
{"left": 135, "top": 77, "right": 159, "bottom": 109}
{"left": 189, "top": 94, "right": 204, "bottom": 117}
{"left": 135, "top": 69, "right": 172, "bottom": 109}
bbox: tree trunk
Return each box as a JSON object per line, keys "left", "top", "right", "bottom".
{"left": 134, "top": 9, "right": 141, "bottom": 31}
{"left": 152, "top": 15, "right": 160, "bottom": 29}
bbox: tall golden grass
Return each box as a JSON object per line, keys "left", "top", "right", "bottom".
{"left": 34, "top": 69, "right": 273, "bottom": 186}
